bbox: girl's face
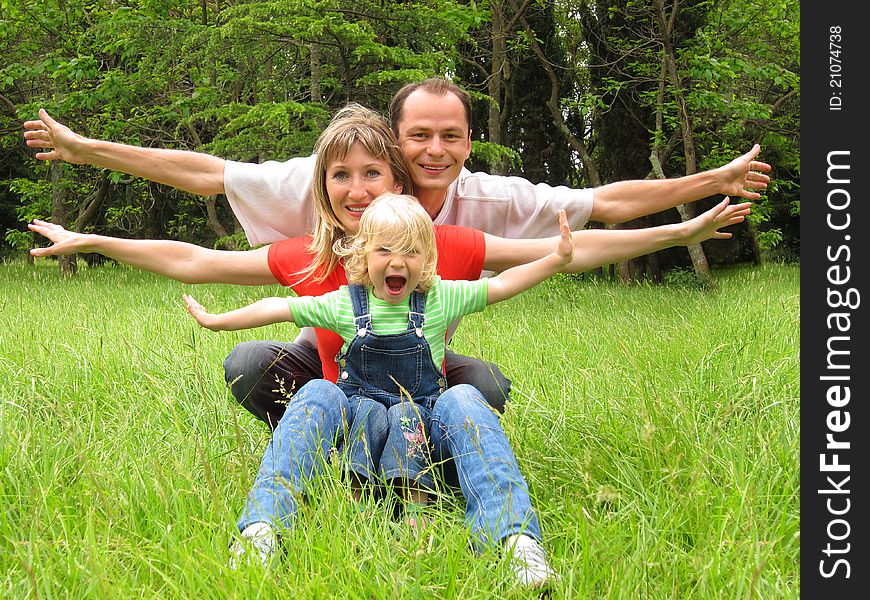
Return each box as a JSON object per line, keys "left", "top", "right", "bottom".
{"left": 365, "top": 238, "right": 426, "bottom": 304}
{"left": 325, "top": 142, "right": 403, "bottom": 234}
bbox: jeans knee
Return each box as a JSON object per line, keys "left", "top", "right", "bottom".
{"left": 353, "top": 399, "right": 389, "bottom": 441}
{"left": 433, "top": 384, "right": 496, "bottom": 427}
{"left": 295, "top": 379, "right": 345, "bottom": 407}
{"left": 278, "top": 380, "right": 347, "bottom": 435}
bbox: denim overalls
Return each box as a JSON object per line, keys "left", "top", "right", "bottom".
{"left": 337, "top": 284, "right": 445, "bottom": 488}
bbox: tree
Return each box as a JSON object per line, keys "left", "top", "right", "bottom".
{"left": 1, "top": 0, "right": 483, "bottom": 268}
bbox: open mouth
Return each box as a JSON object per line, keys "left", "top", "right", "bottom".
{"left": 345, "top": 204, "right": 369, "bottom": 215}
{"left": 385, "top": 276, "right": 407, "bottom": 295}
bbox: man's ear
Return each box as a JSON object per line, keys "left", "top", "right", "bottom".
{"left": 464, "top": 133, "right": 472, "bottom": 160}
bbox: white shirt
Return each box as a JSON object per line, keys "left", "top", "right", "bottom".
{"left": 224, "top": 155, "right": 594, "bottom": 246}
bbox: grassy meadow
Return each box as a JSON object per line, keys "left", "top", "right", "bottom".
{"left": 0, "top": 260, "right": 800, "bottom": 598}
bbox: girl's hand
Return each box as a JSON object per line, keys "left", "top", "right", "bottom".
{"left": 555, "top": 210, "right": 575, "bottom": 266}
{"left": 183, "top": 294, "right": 220, "bottom": 331}
{"left": 28, "top": 219, "right": 90, "bottom": 257}
{"left": 683, "top": 197, "right": 752, "bottom": 246}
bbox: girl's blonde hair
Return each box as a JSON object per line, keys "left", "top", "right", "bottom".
{"left": 337, "top": 193, "right": 438, "bottom": 292}
{"left": 303, "top": 104, "right": 413, "bottom": 282}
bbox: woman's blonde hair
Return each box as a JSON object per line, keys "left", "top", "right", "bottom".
{"left": 336, "top": 194, "right": 438, "bottom": 292}
{"left": 303, "top": 104, "right": 413, "bottom": 282}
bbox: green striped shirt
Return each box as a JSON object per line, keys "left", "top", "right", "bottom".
{"left": 289, "top": 277, "right": 488, "bottom": 369}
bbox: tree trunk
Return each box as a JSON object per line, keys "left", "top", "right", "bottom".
{"left": 49, "top": 161, "right": 77, "bottom": 276}
{"left": 205, "top": 194, "right": 237, "bottom": 249}
{"left": 645, "top": 249, "right": 663, "bottom": 283}
{"left": 488, "top": 0, "right": 506, "bottom": 174}
{"left": 654, "top": 0, "right": 713, "bottom": 287}
{"left": 310, "top": 43, "right": 322, "bottom": 103}
{"left": 509, "top": 0, "right": 599, "bottom": 186}
{"left": 744, "top": 218, "right": 763, "bottom": 264}
{"left": 75, "top": 171, "right": 110, "bottom": 230}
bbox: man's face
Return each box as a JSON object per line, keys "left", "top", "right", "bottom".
{"left": 396, "top": 90, "right": 472, "bottom": 200}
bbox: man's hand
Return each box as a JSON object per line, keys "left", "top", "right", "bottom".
{"left": 683, "top": 197, "right": 752, "bottom": 246}
{"left": 23, "top": 109, "right": 89, "bottom": 164}
{"left": 717, "top": 144, "right": 771, "bottom": 200}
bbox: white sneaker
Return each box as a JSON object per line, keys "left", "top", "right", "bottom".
{"left": 505, "top": 534, "right": 559, "bottom": 589}
{"left": 228, "top": 522, "right": 277, "bottom": 569}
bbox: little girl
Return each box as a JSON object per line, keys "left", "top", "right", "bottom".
{"left": 184, "top": 193, "right": 574, "bottom": 587}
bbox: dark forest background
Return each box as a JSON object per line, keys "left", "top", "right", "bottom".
{"left": 0, "top": 0, "right": 799, "bottom": 281}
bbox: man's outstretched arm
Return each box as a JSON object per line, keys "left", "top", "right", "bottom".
{"left": 590, "top": 144, "right": 771, "bottom": 224}
{"left": 23, "top": 109, "right": 226, "bottom": 196}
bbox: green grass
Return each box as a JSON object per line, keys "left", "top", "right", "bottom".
{"left": 0, "top": 261, "right": 799, "bottom": 598}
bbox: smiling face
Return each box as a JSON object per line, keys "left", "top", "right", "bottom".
{"left": 365, "top": 237, "right": 426, "bottom": 304}
{"left": 396, "top": 89, "right": 472, "bottom": 216}
{"left": 324, "top": 142, "right": 403, "bottom": 235}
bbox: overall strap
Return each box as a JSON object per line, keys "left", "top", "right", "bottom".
{"left": 408, "top": 290, "right": 426, "bottom": 334}
{"left": 347, "top": 284, "right": 372, "bottom": 334}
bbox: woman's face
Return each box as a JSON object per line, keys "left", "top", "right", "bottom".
{"left": 325, "top": 142, "right": 403, "bottom": 234}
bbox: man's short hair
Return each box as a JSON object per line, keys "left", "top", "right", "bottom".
{"left": 389, "top": 78, "right": 472, "bottom": 136}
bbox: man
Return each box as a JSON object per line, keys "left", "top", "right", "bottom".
{"left": 23, "top": 78, "right": 771, "bottom": 423}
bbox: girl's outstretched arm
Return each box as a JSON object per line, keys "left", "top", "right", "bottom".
{"left": 485, "top": 210, "right": 574, "bottom": 305}
{"left": 183, "top": 294, "right": 293, "bottom": 331}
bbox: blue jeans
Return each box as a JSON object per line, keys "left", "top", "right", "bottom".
{"left": 381, "top": 401, "right": 436, "bottom": 489}
{"left": 428, "top": 384, "right": 542, "bottom": 549}
{"left": 237, "top": 379, "right": 387, "bottom": 531}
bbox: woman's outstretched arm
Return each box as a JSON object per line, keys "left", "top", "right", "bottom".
{"left": 28, "top": 219, "right": 276, "bottom": 285}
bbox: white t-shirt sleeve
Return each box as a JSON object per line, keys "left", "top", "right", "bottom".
{"left": 223, "top": 155, "right": 319, "bottom": 246}
{"left": 436, "top": 169, "right": 594, "bottom": 238}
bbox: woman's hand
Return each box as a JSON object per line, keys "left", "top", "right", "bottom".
{"left": 28, "top": 219, "right": 92, "bottom": 257}
{"left": 683, "top": 197, "right": 752, "bottom": 246}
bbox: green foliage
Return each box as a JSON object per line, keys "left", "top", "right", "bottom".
{"left": 568, "top": 0, "right": 798, "bottom": 256}
{"left": 4, "top": 229, "right": 32, "bottom": 251}
{"left": 470, "top": 141, "right": 522, "bottom": 173}
{"left": 0, "top": 0, "right": 799, "bottom": 258}
{"left": 7, "top": 178, "right": 52, "bottom": 222}
{"left": 1, "top": 0, "right": 482, "bottom": 249}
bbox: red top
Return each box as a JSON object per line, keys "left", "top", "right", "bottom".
{"left": 267, "top": 224, "right": 486, "bottom": 382}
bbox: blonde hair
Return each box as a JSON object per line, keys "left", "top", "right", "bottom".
{"left": 337, "top": 194, "right": 438, "bottom": 292}
{"left": 303, "top": 104, "right": 413, "bottom": 282}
